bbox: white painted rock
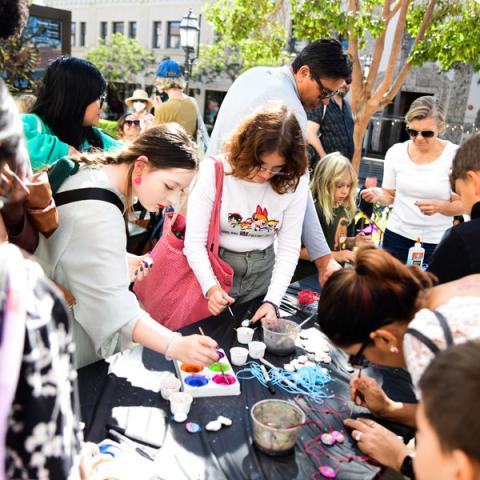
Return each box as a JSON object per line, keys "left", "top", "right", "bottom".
{"left": 297, "top": 355, "right": 308, "bottom": 364}
{"left": 205, "top": 420, "right": 222, "bottom": 432}
{"left": 241, "top": 320, "right": 251, "bottom": 327}
{"left": 217, "top": 416, "right": 232, "bottom": 426}
{"left": 284, "top": 364, "right": 295, "bottom": 372}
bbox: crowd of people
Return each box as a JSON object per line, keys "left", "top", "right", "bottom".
{"left": 1, "top": 18, "right": 479, "bottom": 479}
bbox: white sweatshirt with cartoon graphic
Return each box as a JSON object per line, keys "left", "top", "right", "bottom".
{"left": 184, "top": 156, "right": 309, "bottom": 306}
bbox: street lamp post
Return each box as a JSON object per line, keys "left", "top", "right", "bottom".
{"left": 179, "top": 8, "right": 200, "bottom": 92}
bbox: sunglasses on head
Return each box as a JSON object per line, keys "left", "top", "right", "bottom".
{"left": 125, "top": 119, "right": 141, "bottom": 127}
{"left": 406, "top": 127, "right": 435, "bottom": 138}
{"left": 97, "top": 94, "right": 107, "bottom": 108}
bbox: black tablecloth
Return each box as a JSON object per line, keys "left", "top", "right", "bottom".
{"left": 78, "top": 277, "right": 416, "bottom": 480}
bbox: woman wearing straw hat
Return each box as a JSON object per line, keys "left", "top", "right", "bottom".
{"left": 125, "top": 89, "right": 155, "bottom": 132}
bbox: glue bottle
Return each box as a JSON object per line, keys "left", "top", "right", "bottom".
{"left": 407, "top": 237, "right": 425, "bottom": 268}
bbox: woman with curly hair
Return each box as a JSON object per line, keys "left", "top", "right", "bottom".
{"left": 184, "top": 101, "right": 309, "bottom": 323}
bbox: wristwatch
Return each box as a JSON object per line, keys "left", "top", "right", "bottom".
{"left": 400, "top": 454, "right": 415, "bottom": 479}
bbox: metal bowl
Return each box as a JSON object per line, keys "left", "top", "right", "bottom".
{"left": 250, "top": 399, "right": 305, "bottom": 456}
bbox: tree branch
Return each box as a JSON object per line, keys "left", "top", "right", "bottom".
{"left": 383, "top": 0, "right": 437, "bottom": 103}
{"left": 373, "top": 0, "right": 410, "bottom": 101}
{"left": 348, "top": 0, "right": 364, "bottom": 114}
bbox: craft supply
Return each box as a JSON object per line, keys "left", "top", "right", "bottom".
{"left": 159, "top": 376, "right": 181, "bottom": 400}
{"left": 259, "top": 365, "right": 276, "bottom": 394}
{"left": 248, "top": 341, "right": 266, "bottom": 359}
{"left": 263, "top": 318, "right": 300, "bottom": 355}
{"left": 199, "top": 327, "right": 229, "bottom": 384}
{"left": 205, "top": 420, "right": 222, "bottom": 432}
{"left": 217, "top": 416, "right": 233, "bottom": 426}
{"left": 237, "top": 360, "right": 332, "bottom": 403}
{"left": 185, "top": 422, "right": 202, "bottom": 433}
{"left": 107, "top": 429, "right": 155, "bottom": 461}
{"left": 174, "top": 348, "right": 241, "bottom": 398}
{"left": 173, "top": 412, "right": 188, "bottom": 423}
{"left": 250, "top": 399, "right": 306, "bottom": 456}
{"left": 319, "top": 465, "right": 337, "bottom": 478}
{"left": 298, "top": 314, "right": 315, "bottom": 329}
{"left": 230, "top": 346, "right": 249, "bottom": 366}
{"left": 407, "top": 237, "right": 425, "bottom": 267}
{"left": 241, "top": 319, "right": 251, "bottom": 327}
{"left": 320, "top": 433, "right": 335, "bottom": 446}
{"left": 169, "top": 392, "right": 193, "bottom": 416}
{"left": 227, "top": 305, "right": 236, "bottom": 321}
{"left": 331, "top": 431, "right": 345, "bottom": 443}
{"left": 237, "top": 327, "right": 255, "bottom": 344}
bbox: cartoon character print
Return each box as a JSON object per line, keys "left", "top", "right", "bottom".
{"left": 333, "top": 217, "right": 349, "bottom": 251}
{"left": 227, "top": 205, "right": 280, "bottom": 234}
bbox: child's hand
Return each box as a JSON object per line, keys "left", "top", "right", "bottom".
{"left": 333, "top": 249, "right": 355, "bottom": 263}
{"left": 355, "top": 232, "right": 373, "bottom": 247}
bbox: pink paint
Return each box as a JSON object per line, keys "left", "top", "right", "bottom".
{"left": 212, "top": 374, "right": 236, "bottom": 386}
{"left": 319, "top": 465, "right": 337, "bottom": 478}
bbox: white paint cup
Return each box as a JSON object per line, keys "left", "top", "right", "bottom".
{"left": 230, "top": 347, "right": 249, "bottom": 366}
{"left": 248, "top": 341, "right": 266, "bottom": 359}
{"left": 169, "top": 392, "right": 193, "bottom": 416}
{"left": 159, "top": 376, "right": 181, "bottom": 400}
{"left": 237, "top": 327, "right": 255, "bottom": 344}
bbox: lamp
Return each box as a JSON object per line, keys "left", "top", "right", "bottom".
{"left": 179, "top": 8, "right": 200, "bottom": 90}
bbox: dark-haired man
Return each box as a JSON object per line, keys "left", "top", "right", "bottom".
{"left": 415, "top": 341, "right": 480, "bottom": 480}
{"left": 207, "top": 38, "right": 352, "bottom": 292}
{"left": 428, "top": 133, "right": 480, "bottom": 282}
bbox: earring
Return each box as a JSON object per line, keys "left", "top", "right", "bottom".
{"left": 390, "top": 346, "right": 400, "bottom": 354}
{"left": 134, "top": 176, "right": 142, "bottom": 185}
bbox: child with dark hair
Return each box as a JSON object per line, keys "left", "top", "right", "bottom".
{"left": 415, "top": 341, "right": 480, "bottom": 480}
{"left": 22, "top": 56, "right": 120, "bottom": 170}
{"left": 428, "top": 133, "right": 480, "bottom": 282}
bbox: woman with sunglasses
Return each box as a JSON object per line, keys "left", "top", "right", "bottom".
{"left": 184, "top": 101, "right": 309, "bottom": 324}
{"left": 317, "top": 246, "right": 480, "bottom": 474}
{"left": 22, "top": 56, "right": 120, "bottom": 170}
{"left": 361, "top": 96, "right": 463, "bottom": 265}
{"left": 117, "top": 113, "right": 141, "bottom": 144}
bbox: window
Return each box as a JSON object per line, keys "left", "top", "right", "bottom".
{"left": 152, "top": 21, "right": 162, "bottom": 48}
{"left": 71, "top": 22, "right": 76, "bottom": 47}
{"left": 100, "top": 21, "right": 107, "bottom": 40}
{"left": 79, "top": 22, "right": 86, "bottom": 46}
{"left": 128, "top": 21, "right": 137, "bottom": 39}
{"left": 167, "top": 21, "right": 180, "bottom": 49}
{"left": 112, "top": 22, "right": 124, "bottom": 35}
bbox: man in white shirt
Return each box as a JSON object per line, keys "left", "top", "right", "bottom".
{"left": 207, "top": 38, "right": 352, "bottom": 287}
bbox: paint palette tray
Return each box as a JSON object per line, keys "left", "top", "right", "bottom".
{"left": 174, "top": 349, "right": 241, "bottom": 398}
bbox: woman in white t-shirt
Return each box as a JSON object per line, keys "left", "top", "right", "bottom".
{"left": 361, "top": 96, "right": 463, "bottom": 265}
{"left": 316, "top": 246, "right": 480, "bottom": 473}
{"left": 184, "top": 102, "right": 309, "bottom": 324}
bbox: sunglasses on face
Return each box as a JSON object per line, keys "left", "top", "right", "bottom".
{"left": 125, "top": 119, "right": 141, "bottom": 127}
{"left": 97, "top": 95, "right": 107, "bottom": 108}
{"left": 406, "top": 127, "right": 435, "bottom": 138}
{"left": 311, "top": 72, "right": 339, "bottom": 100}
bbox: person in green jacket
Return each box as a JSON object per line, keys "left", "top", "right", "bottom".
{"left": 22, "top": 56, "right": 120, "bottom": 170}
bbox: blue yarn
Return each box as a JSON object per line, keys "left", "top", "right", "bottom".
{"left": 236, "top": 361, "right": 333, "bottom": 403}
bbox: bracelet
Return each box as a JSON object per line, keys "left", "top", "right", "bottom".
{"left": 400, "top": 454, "right": 415, "bottom": 479}
{"left": 165, "top": 332, "right": 182, "bottom": 361}
{"left": 262, "top": 300, "right": 280, "bottom": 318}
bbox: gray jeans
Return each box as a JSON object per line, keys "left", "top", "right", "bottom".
{"left": 219, "top": 244, "right": 275, "bottom": 305}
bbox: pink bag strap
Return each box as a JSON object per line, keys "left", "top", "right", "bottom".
{"left": 207, "top": 157, "right": 224, "bottom": 255}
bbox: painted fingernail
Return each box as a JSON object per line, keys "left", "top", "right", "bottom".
{"left": 134, "top": 270, "right": 138, "bottom": 276}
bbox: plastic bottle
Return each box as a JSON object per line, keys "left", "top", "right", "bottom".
{"left": 407, "top": 237, "right": 425, "bottom": 267}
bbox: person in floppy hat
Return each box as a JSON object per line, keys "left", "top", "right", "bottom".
{"left": 125, "top": 89, "right": 154, "bottom": 132}
{"left": 154, "top": 58, "right": 197, "bottom": 138}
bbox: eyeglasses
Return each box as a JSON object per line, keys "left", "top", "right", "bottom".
{"left": 254, "top": 165, "right": 288, "bottom": 177}
{"left": 311, "top": 72, "right": 339, "bottom": 100}
{"left": 98, "top": 95, "right": 107, "bottom": 108}
{"left": 348, "top": 339, "right": 372, "bottom": 368}
{"left": 125, "top": 119, "right": 141, "bottom": 127}
{"left": 406, "top": 127, "right": 435, "bottom": 138}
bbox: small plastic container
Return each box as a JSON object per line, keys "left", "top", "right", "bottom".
{"left": 248, "top": 341, "right": 266, "bottom": 359}
{"left": 251, "top": 399, "right": 305, "bottom": 456}
{"left": 159, "top": 375, "right": 181, "bottom": 400}
{"left": 230, "top": 346, "right": 249, "bottom": 366}
{"left": 169, "top": 392, "right": 193, "bottom": 416}
{"left": 263, "top": 319, "right": 300, "bottom": 356}
{"left": 237, "top": 327, "right": 255, "bottom": 344}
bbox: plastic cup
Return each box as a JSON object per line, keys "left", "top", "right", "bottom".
{"left": 169, "top": 392, "right": 193, "bottom": 416}
{"left": 251, "top": 399, "right": 306, "bottom": 456}
{"left": 248, "top": 341, "right": 266, "bottom": 359}
{"left": 230, "top": 346, "right": 249, "bottom": 366}
{"left": 262, "top": 318, "right": 300, "bottom": 356}
{"left": 237, "top": 327, "right": 255, "bottom": 344}
{"left": 159, "top": 376, "right": 181, "bottom": 400}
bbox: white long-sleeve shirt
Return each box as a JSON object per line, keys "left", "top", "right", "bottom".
{"left": 184, "top": 157, "right": 309, "bottom": 306}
